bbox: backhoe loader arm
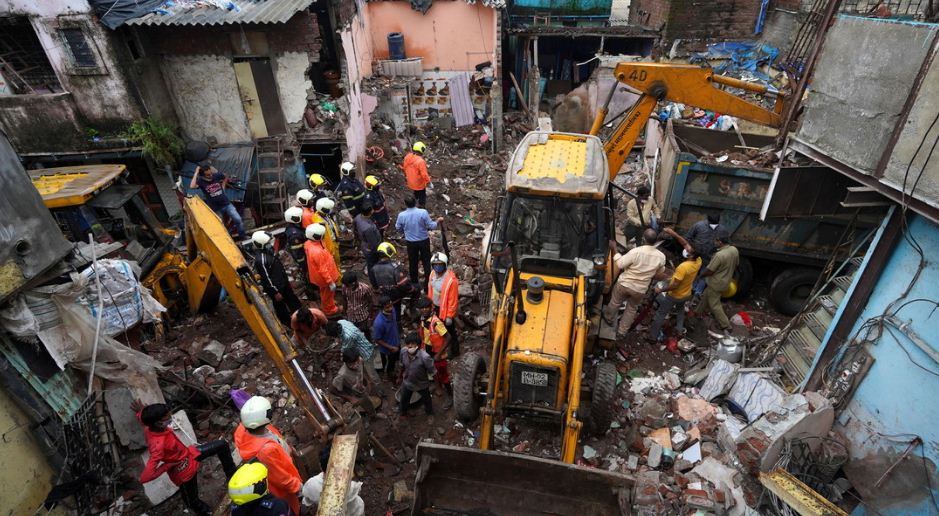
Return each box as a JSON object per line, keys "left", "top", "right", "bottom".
{"left": 590, "top": 62, "right": 786, "bottom": 179}
{"left": 182, "top": 196, "right": 342, "bottom": 437}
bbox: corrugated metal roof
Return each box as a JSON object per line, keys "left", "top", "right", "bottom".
{"left": 126, "top": 0, "right": 314, "bottom": 27}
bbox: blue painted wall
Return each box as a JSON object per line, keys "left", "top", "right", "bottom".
{"left": 822, "top": 214, "right": 939, "bottom": 514}
{"left": 511, "top": 0, "right": 613, "bottom": 15}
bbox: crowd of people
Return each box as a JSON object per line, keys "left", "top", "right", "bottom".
{"left": 139, "top": 141, "right": 457, "bottom": 515}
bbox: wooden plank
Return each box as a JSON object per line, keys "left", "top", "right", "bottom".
{"left": 759, "top": 469, "right": 847, "bottom": 516}
{"left": 318, "top": 433, "right": 359, "bottom": 516}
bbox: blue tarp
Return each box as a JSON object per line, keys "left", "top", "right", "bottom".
{"left": 691, "top": 42, "right": 780, "bottom": 83}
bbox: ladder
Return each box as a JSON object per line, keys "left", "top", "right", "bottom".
{"left": 256, "top": 137, "right": 288, "bottom": 224}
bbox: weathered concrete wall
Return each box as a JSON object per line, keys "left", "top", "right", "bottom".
{"left": 341, "top": 15, "right": 378, "bottom": 163}
{"left": 273, "top": 51, "right": 313, "bottom": 125}
{"left": 0, "top": 387, "right": 60, "bottom": 515}
{"left": 366, "top": 1, "right": 496, "bottom": 71}
{"left": 797, "top": 16, "right": 935, "bottom": 174}
{"left": 0, "top": 93, "right": 88, "bottom": 153}
{"left": 160, "top": 55, "right": 252, "bottom": 143}
{"left": 883, "top": 41, "right": 939, "bottom": 208}
{"left": 760, "top": 7, "right": 804, "bottom": 52}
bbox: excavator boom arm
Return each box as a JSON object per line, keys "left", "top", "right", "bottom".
{"left": 592, "top": 62, "right": 786, "bottom": 179}
{"left": 182, "top": 196, "right": 341, "bottom": 436}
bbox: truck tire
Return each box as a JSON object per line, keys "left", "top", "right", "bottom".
{"left": 588, "top": 362, "right": 617, "bottom": 435}
{"left": 731, "top": 257, "right": 754, "bottom": 300}
{"left": 454, "top": 352, "right": 486, "bottom": 422}
{"left": 770, "top": 268, "right": 820, "bottom": 316}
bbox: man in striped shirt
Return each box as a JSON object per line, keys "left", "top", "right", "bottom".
{"left": 342, "top": 272, "right": 373, "bottom": 338}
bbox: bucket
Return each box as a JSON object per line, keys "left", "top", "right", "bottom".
{"left": 387, "top": 32, "right": 406, "bottom": 60}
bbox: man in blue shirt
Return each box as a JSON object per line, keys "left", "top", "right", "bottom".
{"left": 189, "top": 160, "right": 246, "bottom": 240}
{"left": 395, "top": 195, "right": 441, "bottom": 287}
{"left": 372, "top": 296, "right": 400, "bottom": 381}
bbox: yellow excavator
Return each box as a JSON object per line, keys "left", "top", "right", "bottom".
{"left": 449, "top": 62, "right": 786, "bottom": 471}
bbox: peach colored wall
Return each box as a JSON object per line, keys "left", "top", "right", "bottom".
{"left": 367, "top": 1, "right": 496, "bottom": 71}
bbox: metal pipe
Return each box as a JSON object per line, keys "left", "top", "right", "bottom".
{"left": 710, "top": 73, "right": 777, "bottom": 96}
{"left": 508, "top": 242, "right": 526, "bottom": 324}
{"left": 874, "top": 437, "right": 921, "bottom": 488}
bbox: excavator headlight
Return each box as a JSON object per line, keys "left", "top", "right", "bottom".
{"left": 593, "top": 254, "right": 607, "bottom": 270}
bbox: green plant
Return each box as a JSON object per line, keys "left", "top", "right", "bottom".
{"left": 123, "top": 118, "right": 183, "bottom": 168}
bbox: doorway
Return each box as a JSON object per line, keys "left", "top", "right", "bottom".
{"left": 233, "top": 57, "right": 288, "bottom": 138}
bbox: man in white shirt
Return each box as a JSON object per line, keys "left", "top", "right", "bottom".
{"left": 602, "top": 229, "right": 667, "bottom": 340}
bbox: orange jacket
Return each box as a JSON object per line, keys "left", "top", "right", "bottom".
{"left": 301, "top": 207, "right": 315, "bottom": 228}
{"left": 427, "top": 269, "right": 459, "bottom": 319}
{"left": 420, "top": 314, "right": 449, "bottom": 354}
{"left": 234, "top": 423, "right": 301, "bottom": 515}
{"left": 305, "top": 240, "right": 339, "bottom": 287}
{"left": 311, "top": 212, "right": 341, "bottom": 267}
{"left": 402, "top": 152, "right": 430, "bottom": 191}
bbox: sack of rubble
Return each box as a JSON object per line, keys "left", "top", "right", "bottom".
{"left": 78, "top": 259, "right": 165, "bottom": 337}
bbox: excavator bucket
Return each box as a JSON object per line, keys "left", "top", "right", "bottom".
{"left": 411, "top": 443, "right": 635, "bottom": 515}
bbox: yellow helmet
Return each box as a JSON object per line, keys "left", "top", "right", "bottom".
{"left": 365, "top": 175, "right": 379, "bottom": 189}
{"left": 412, "top": 141, "right": 426, "bottom": 153}
{"left": 377, "top": 241, "right": 396, "bottom": 258}
{"left": 309, "top": 173, "right": 327, "bottom": 188}
{"left": 228, "top": 462, "right": 269, "bottom": 505}
{"left": 722, "top": 279, "right": 738, "bottom": 298}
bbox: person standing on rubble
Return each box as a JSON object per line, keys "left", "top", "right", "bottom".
{"left": 312, "top": 197, "right": 342, "bottom": 272}
{"left": 663, "top": 213, "right": 726, "bottom": 296}
{"left": 417, "top": 297, "right": 453, "bottom": 409}
{"left": 648, "top": 246, "right": 702, "bottom": 342}
{"left": 698, "top": 231, "right": 739, "bottom": 333}
{"left": 399, "top": 333, "right": 435, "bottom": 418}
{"left": 372, "top": 242, "right": 413, "bottom": 323}
{"left": 134, "top": 401, "right": 237, "bottom": 516}
{"left": 283, "top": 207, "right": 309, "bottom": 288}
{"left": 623, "top": 186, "right": 660, "bottom": 247}
{"left": 308, "top": 173, "right": 332, "bottom": 207}
{"left": 401, "top": 141, "right": 431, "bottom": 208}
{"left": 228, "top": 462, "right": 296, "bottom": 516}
{"left": 335, "top": 161, "right": 367, "bottom": 216}
{"left": 427, "top": 252, "right": 460, "bottom": 357}
{"left": 324, "top": 319, "right": 384, "bottom": 395}
{"left": 251, "top": 231, "right": 301, "bottom": 326}
{"left": 602, "top": 229, "right": 667, "bottom": 340}
{"left": 341, "top": 271, "right": 373, "bottom": 338}
{"left": 304, "top": 224, "right": 340, "bottom": 317}
{"left": 234, "top": 396, "right": 303, "bottom": 516}
{"left": 354, "top": 200, "right": 383, "bottom": 285}
{"left": 189, "top": 160, "right": 247, "bottom": 240}
{"left": 373, "top": 295, "right": 401, "bottom": 381}
{"left": 395, "top": 196, "right": 441, "bottom": 288}
{"left": 364, "top": 175, "right": 390, "bottom": 236}
{"left": 295, "top": 189, "right": 316, "bottom": 228}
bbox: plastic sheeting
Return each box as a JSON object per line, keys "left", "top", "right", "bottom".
{"left": 699, "top": 359, "right": 740, "bottom": 401}
{"left": 89, "top": 0, "right": 166, "bottom": 29}
{"left": 301, "top": 473, "right": 365, "bottom": 515}
{"left": 726, "top": 372, "right": 788, "bottom": 423}
{"left": 79, "top": 259, "right": 166, "bottom": 337}
{"left": 691, "top": 42, "right": 780, "bottom": 83}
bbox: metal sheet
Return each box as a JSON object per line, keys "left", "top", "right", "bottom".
{"left": 449, "top": 73, "right": 474, "bottom": 128}
{"left": 126, "top": 0, "right": 314, "bottom": 26}
{"left": 87, "top": 184, "right": 144, "bottom": 210}
{"left": 0, "top": 131, "right": 73, "bottom": 304}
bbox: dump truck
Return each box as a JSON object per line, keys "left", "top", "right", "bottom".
{"left": 453, "top": 63, "right": 791, "bottom": 469}
{"left": 653, "top": 121, "right": 882, "bottom": 315}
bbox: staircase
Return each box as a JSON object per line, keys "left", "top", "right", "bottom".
{"left": 256, "top": 137, "right": 288, "bottom": 225}
{"left": 775, "top": 256, "right": 865, "bottom": 390}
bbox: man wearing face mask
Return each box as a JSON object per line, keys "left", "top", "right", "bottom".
{"left": 426, "top": 252, "right": 460, "bottom": 357}
{"left": 648, "top": 246, "right": 702, "bottom": 342}
{"left": 398, "top": 334, "right": 435, "bottom": 418}
{"left": 663, "top": 213, "right": 726, "bottom": 295}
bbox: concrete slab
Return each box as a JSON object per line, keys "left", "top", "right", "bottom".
{"left": 105, "top": 387, "right": 146, "bottom": 450}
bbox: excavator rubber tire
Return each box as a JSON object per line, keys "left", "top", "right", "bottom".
{"left": 454, "top": 352, "right": 486, "bottom": 422}
{"left": 770, "top": 267, "right": 820, "bottom": 316}
{"left": 588, "top": 362, "right": 618, "bottom": 435}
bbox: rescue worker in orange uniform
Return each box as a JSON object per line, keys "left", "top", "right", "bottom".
{"left": 304, "top": 223, "right": 340, "bottom": 316}
{"left": 296, "top": 189, "right": 316, "bottom": 228}
{"left": 427, "top": 252, "right": 460, "bottom": 357}
{"left": 233, "top": 396, "right": 303, "bottom": 516}
{"left": 312, "top": 197, "right": 342, "bottom": 271}
{"left": 400, "top": 141, "right": 431, "bottom": 208}
{"left": 417, "top": 297, "right": 452, "bottom": 409}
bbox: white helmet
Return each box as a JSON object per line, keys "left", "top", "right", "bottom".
{"left": 305, "top": 223, "right": 326, "bottom": 240}
{"left": 315, "top": 197, "right": 335, "bottom": 215}
{"left": 296, "top": 189, "right": 314, "bottom": 206}
{"left": 431, "top": 252, "right": 448, "bottom": 265}
{"left": 240, "top": 396, "right": 272, "bottom": 429}
{"left": 251, "top": 231, "right": 272, "bottom": 248}
{"left": 284, "top": 206, "right": 303, "bottom": 224}
{"left": 340, "top": 161, "right": 355, "bottom": 176}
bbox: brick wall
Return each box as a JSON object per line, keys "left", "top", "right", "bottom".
{"left": 631, "top": 0, "right": 671, "bottom": 29}
{"left": 665, "top": 0, "right": 761, "bottom": 41}
{"left": 143, "top": 10, "right": 321, "bottom": 59}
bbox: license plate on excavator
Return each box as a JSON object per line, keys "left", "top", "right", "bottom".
{"left": 521, "top": 371, "right": 548, "bottom": 386}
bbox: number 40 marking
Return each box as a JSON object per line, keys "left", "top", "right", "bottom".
{"left": 628, "top": 69, "right": 648, "bottom": 82}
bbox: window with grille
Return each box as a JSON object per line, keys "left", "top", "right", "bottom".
{"left": 60, "top": 28, "right": 97, "bottom": 68}
{"left": 0, "top": 17, "right": 61, "bottom": 94}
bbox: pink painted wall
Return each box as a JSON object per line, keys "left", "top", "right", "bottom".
{"left": 366, "top": 1, "right": 496, "bottom": 71}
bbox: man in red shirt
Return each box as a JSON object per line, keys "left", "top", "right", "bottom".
{"left": 400, "top": 141, "right": 431, "bottom": 208}
{"left": 136, "top": 401, "right": 237, "bottom": 515}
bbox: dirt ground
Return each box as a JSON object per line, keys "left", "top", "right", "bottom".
{"left": 123, "top": 115, "right": 790, "bottom": 515}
